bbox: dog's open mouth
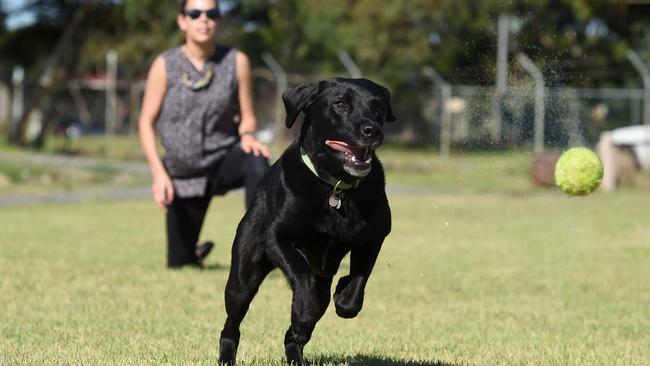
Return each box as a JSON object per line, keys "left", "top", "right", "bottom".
{"left": 325, "top": 140, "right": 372, "bottom": 162}
{"left": 325, "top": 140, "right": 373, "bottom": 177}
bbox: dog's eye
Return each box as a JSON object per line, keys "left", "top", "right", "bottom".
{"left": 333, "top": 100, "right": 348, "bottom": 109}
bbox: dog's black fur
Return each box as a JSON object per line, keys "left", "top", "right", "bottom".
{"left": 218, "top": 78, "right": 396, "bottom": 366}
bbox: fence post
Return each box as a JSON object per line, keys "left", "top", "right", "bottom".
{"left": 9, "top": 66, "right": 24, "bottom": 144}
{"left": 0, "top": 82, "right": 9, "bottom": 128}
{"left": 558, "top": 88, "right": 586, "bottom": 148}
{"left": 129, "top": 81, "right": 145, "bottom": 135}
{"left": 517, "top": 53, "right": 545, "bottom": 155}
{"left": 423, "top": 66, "right": 451, "bottom": 159}
{"left": 491, "top": 14, "right": 510, "bottom": 143}
{"left": 261, "top": 52, "right": 288, "bottom": 146}
{"left": 625, "top": 49, "right": 650, "bottom": 125}
{"left": 106, "top": 49, "right": 118, "bottom": 136}
{"left": 337, "top": 50, "right": 363, "bottom": 78}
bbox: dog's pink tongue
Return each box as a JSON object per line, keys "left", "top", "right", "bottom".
{"left": 326, "top": 140, "right": 365, "bottom": 160}
{"left": 325, "top": 140, "right": 353, "bottom": 155}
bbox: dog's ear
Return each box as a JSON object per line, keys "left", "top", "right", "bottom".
{"left": 282, "top": 82, "right": 320, "bottom": 128}
{"left": 380, "top": 86, "right": 397, "bottom": 123}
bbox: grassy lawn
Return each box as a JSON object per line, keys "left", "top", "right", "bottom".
{"left": 1, "top": 135, "right": 647, "bottom": 195}
{"left": 0, "top": 137, "right": 149, "bottom": 196}
{"left": 1, "top": 138, "right": 649, "bottom": 364}
{"left": 0, "top": 137, "right": 539, "bottom": 197}
{"left": 1, "top": 183, "right": 649, "bottom": 365}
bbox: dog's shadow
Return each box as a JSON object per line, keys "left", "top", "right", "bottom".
{"left": 202, "top": 263, "right": 229, "bottom": 271}
{"left": 307, "top": 354, "right": 460, "bottom": 366}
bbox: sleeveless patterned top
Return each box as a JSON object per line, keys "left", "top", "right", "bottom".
{"left": 157, "top": 46, "right": 239, "bottom": 198}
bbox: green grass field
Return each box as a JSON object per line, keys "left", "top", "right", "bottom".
{"left": 1, "top": 145, "right": 649, "bottom": 365}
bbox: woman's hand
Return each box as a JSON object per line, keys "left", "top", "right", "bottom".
{"left": 240, "top": 134, "right": 270, "bottom": 159}
{"left": 152, "top": 170, "right": 174, "bottom": 213}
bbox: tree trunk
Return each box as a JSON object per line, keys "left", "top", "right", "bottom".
{"left": 11, "top": 3, "right": 90, "bottom": 147}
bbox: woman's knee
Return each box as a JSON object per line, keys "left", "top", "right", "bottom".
{"left": 244, "top": 154, "right": 269, "bottom": 177}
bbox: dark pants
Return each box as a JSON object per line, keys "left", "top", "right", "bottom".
{"left": 166, "top": 143, "right": 269, "bottom": 268}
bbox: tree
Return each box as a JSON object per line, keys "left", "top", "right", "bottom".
{"left": 0, "top": 4, "right": 6, "bottom": 33}
{"left": 512, "top": 0, "right": 632, "bottom": 87}
{"left": 3, "top": 0, "right": 650, "bottom": 147}
{"left": 2, "top": 1, "right": 116, "bottom": 145}
{"left": 10, "top": 2, "right": 92, "bottom": 146}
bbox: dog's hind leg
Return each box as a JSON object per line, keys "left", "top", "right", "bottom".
{"left": 218, "top": 239, "right": 273, "bottom": 366}
{"left": 283, "top": 274, "right": 332, "bottom": 366}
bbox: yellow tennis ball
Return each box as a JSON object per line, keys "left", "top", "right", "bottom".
{"left": 554, "top": 147, "right": 604, "bottom": 196}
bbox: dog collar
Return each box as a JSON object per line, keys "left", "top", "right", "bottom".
{"left": 300, "top": 146, "right": 360, "bottom": 190}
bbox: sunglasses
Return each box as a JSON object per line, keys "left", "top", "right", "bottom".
{"left": 184, "top": 8, "right": 221, "bottom": 20}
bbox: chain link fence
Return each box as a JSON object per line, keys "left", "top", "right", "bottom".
{"left": 1, "top": 70, "right": 646, "bottom": 154}
{"left": 417, "top": 82, "right": 644, "bottom": 151}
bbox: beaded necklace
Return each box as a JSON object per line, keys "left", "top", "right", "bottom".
{"left": 180, "top": 47, "right": 215, "bottom": 91}
{"left": 181, "top": 69, "right": 214, "bottom": 90}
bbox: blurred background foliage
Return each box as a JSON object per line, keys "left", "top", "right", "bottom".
{"left": 1, "top": 0, "right": 649, "bottom": 87}
{"left": 1, "top": 0, "right": 650, "bottom": 150}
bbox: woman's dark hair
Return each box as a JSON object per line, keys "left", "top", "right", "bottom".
{"left": 179, "top": 0, "right": 218, "bottom": 13}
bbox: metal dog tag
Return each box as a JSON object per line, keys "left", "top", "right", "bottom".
{"left": 328, "top": 194, "right": 341, "bottom": 209}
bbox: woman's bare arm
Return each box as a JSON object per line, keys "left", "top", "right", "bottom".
{"left": 236, "top": 51, "right": 269, "bottom": 159}
{"left": 139, "top": 56, "right": 175, "bottom": 212}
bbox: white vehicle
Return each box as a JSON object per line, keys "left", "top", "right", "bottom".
{"left": 610, "top": 125, "right": 650, "bottom": 170}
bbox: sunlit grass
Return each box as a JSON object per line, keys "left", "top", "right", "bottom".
{"left": 1, "top": 188, "right": 649, "bottom": 365}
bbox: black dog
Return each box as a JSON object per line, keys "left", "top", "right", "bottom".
{"left": 218, "top": 77, "right": 396, "bottom": 366}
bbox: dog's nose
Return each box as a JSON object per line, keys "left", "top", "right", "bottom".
{"left": 361, "top": 122, "right": 381, "bottom": 137}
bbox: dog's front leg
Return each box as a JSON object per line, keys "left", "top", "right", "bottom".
{"left": 334, "top": 241, "right": 383, "bottom": 318}
{"left": 267, "top": 241, "right": 333, "bottom": 366}
{"left": 284, "top": 274, "right": 332, "bottom": 366}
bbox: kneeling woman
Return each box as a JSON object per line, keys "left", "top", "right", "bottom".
{"left": 139, "top": 0, "right": 269, "bottom": 268}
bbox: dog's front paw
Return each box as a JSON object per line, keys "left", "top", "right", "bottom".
{"left": 333, "top": 275, "right": 364, "bottom": 318}
{"left": 285, "top": 343, "right": 304, "bottom": 366}
{"left": 218, "top": 338, "right": 238, "bottom": 365}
